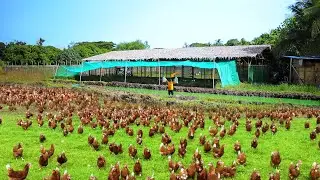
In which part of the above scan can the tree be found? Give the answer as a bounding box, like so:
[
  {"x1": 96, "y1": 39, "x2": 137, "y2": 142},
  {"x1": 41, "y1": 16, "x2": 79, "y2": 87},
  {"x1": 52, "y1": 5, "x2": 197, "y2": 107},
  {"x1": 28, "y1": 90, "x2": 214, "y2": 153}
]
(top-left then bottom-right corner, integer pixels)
[
  {"x1": 56, "y1": 48, "x2": 81, "y2": 65},
  {"x1": 0, "y1": 42, "x2": 5, "y2": 59},
  {"x1": 225, "y1": 39, "x2": 241, "y2": 46},
  {"x1": 37, "y1": 38, "x2": 45, "y2": 46},
  {"x1": 116, "y1": 40, "x2": 149, "y2": 50},
  {"x1": 240, "y1": 38, "x2": 250, "y2": 45},
  {"x1": 188, "y1": 42, "x2": 211, "y2": 47},
  {"x1": 213, "y1": 39, "x2": 224, "y2": 46}
]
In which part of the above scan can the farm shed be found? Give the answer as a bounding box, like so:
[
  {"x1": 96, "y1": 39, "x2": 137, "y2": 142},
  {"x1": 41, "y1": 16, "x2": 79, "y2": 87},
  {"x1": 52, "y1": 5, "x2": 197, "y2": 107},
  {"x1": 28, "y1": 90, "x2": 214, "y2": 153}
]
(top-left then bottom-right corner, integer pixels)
[
  {"x1": 284, "y1": 56, "x2": 320, "y2": 86},
  {"x1": 56, "y1": 45, "x2": 271, "y2": 88}
]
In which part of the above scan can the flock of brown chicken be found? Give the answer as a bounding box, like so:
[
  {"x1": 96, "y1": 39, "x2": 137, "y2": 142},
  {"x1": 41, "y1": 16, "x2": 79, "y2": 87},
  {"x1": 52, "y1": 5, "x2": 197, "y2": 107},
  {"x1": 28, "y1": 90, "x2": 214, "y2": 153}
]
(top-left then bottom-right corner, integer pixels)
[{"x1": 0, "y1": 84, "x2": 320, "y2": 179}]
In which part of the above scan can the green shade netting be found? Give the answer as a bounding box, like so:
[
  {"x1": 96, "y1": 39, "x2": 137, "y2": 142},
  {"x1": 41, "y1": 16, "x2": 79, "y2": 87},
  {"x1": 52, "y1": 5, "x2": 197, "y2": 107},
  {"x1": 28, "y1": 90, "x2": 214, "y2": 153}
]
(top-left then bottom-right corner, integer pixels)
[
  {"x1": 248, "y1": 65, "x2": 269, "y2": 83},
  {"x1": 55, "y1": 60, "x2": 239, "y2": 87}
]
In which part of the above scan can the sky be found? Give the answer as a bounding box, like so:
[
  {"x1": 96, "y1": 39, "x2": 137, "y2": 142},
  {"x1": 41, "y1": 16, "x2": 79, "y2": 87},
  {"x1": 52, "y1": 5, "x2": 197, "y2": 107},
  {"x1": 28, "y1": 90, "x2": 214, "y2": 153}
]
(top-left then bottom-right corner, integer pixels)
[{"x1": 0, "y1": 0, "x2": 296, "y2": 49}]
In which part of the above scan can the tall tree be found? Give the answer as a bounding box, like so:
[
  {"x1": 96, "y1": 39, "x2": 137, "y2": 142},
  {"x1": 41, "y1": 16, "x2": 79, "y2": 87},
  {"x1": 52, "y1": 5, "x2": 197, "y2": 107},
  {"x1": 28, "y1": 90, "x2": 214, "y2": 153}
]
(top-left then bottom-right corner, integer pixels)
[
  {"x1": 225, "y1": 39, "x2": 241, "y2": 46},
  {"x1": 116, "y1": 40, "x2": 149, "y2": 50},
  {"x1": 37, "y1": 38, "x2": 45, "y2": 46},
  {"x1": 213, "y1": 39, "x2": 224, "y2": 46}
]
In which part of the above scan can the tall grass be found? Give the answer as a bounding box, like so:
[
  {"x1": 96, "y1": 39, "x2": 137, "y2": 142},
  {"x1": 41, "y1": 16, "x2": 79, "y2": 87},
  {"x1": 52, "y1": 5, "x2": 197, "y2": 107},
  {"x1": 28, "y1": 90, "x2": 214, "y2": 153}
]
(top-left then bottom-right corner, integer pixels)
[{"x1": 0, "y1": 68, "x2": 54, "y2": 83}]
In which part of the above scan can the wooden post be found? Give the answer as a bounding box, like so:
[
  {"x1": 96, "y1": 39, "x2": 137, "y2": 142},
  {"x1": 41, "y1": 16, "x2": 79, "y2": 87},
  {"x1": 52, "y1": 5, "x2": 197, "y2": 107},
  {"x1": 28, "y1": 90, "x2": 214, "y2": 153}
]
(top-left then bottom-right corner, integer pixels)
[
  {"x1": 158, "y1": 59, "x2": 161, "y2": 85},
  {"x1": 213, "y1": 59, "x2": 215, "y2": 89},
  {"x1": 289, "y1": 58, "x2": 292, "y2": 83},
  {"x1": 99, "y1": 68, "x2": 102, "y2": 82},
  {"x1": 192, "y1": 67, "x2": 194, "y2": 79},
  {"x1": 80, "y1": 61, "x2": 84, "y2": 84},
  {"x1": 124, "y1": 61, "x2": 127, "y2": 83}
]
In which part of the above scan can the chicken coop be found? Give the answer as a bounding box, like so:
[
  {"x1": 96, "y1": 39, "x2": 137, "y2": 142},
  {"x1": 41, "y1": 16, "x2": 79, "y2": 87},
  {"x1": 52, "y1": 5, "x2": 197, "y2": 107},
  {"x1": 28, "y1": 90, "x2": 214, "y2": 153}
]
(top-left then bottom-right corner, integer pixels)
[
  {"x1": 284, "y1": 56, "x2": 320, "y2": 86},
  {"x1": 55, "y1": 45, "x2": 271, "y2": 88}
]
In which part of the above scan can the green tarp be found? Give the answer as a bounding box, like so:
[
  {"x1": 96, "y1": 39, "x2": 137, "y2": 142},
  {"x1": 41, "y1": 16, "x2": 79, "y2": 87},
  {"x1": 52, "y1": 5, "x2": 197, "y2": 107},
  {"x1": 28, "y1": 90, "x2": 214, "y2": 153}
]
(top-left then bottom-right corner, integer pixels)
[{"x1": 55, "y1": 60, "x2": 240, "y2": 87}]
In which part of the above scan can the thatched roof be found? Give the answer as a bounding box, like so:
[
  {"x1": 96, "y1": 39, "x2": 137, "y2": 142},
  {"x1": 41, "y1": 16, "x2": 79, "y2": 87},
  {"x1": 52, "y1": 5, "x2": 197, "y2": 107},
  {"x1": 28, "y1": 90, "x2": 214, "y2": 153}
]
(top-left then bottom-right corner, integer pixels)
[{"x1": 83, "y1": 45, "x2": 271, "y2": 61}]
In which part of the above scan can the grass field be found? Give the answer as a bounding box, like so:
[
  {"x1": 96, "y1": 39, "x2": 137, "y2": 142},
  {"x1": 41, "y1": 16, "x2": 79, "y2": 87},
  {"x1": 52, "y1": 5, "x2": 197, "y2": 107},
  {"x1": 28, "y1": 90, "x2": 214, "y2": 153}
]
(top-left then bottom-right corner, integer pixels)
[{"x1": 1, "y1": 104, "x2": 320, "y2": 179}]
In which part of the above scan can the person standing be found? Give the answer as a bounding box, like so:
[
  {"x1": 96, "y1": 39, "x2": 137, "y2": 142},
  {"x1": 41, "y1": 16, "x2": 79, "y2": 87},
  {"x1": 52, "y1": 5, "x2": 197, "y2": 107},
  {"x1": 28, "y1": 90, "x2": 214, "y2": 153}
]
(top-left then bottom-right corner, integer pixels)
[{"x1": 167, "y1": 78, "x2": 175, "y2": 96}]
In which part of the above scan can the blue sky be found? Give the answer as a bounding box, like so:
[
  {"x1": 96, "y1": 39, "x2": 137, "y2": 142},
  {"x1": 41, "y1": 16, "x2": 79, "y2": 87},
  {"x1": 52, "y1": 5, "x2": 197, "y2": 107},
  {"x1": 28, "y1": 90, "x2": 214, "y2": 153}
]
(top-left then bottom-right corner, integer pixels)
[{"x1": 0, "y1": 0, "x2": 296, "y2": 49}]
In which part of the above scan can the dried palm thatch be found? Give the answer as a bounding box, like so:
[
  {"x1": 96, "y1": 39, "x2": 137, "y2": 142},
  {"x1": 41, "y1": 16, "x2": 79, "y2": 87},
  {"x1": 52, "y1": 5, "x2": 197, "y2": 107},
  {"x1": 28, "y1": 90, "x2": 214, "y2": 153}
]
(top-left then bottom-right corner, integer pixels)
[{"x1": 83, "y1": 45, "x2": 271, "y2": 61}]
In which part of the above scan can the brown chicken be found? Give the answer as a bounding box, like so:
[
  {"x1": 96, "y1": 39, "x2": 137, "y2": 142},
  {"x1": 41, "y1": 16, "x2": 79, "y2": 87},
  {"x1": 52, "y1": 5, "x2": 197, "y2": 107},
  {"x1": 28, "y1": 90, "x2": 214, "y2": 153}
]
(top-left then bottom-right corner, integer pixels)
[
  {"x1": 39, "y1": 152, "x2": 49, "y2": 168},
  {"x1": 288, "y1": 160, "x2": 302, "y2": 180},
  {"x1": 199, "y1": 134, "x2": 206, "y2": 145},
  {"x1": 310, "y1": 162, "x2": 320, "y2": 180},
  {"x1": 178, "y1": 144, "x2": 187, "y2": 158},
  {"x1": 251, "y1": 138, "x2": 258, "y2": 149},
  {"x1": 246, "y1": 122, "x2": 252, "y2": 131},
  {"x1": 204, "y1": 141, "x2": 212, "y2": 153},
  {"x1": 13, "y1": 143, "x2": 23, "y2": 159},
  {"x1": 168, "y1": 156, "x2": 180, "y2": 172},
  {"x1": 78, "y1": 125, "x2": 83, "y2": 134},
  {"x1": 143, "y1": 147, "x2": 151, "y2": 160},
  {"x1": 136, "y1": 136, "x2": 143, "y2": 145},
  {"x1": 129, "y1": 144, "x2": 137, "y2": 158},
  {"x1": 310, "y1": 130, "x2": 317, "y2": 140},
  {"x1": 109, "y1": 165, "x2": 120, "y2": 180},
  {"x1": 270, "y1": 151, "x2": 281, "y2": 167},
  {"x1": 61, "y1": 170, "x2": 71, "y2": 180},
  {"x1": 187, "y1": 162, "x2": 196, "y2": 179},
  {"x1": 237, "y1": 151, "x2": 247, "y2": 165},
  {"x1": 92, "y1": 138, "x2": 100, "y2": 151},
  {"x1": 6, "y1": 163, "x2": 31, "y2": 180},
  {"x1": 102, "y1": 133, "x2": 108, "y2": 144},
  {"x1": 234, "y1": 140, "x2": 241, "y2": 152},
  {"x1": 88, "y1": 135, "x2": 94, "y2": 145},
  {"x1": 305, "y1": 121, "x2": 310, "y2": 129},
  {"x1": 209, "y1": 126, "x2": 218, "y2": 136},
  {"x1": 197, "y1": 167, "x2": 207, "y2": 180},
  {"x1": 134, "y1": 159, "x2": 142, "y2": 176},
  {"x1": 44, "y1": 167, "x2": 60, "y2": 180},
  {"x1": 57, "y1": 152, "x2": 68, "y2": 166},
  {"x1": 207, "y1": 162, "x2": 220, "y2": 180},
  {"x1": 121, "y1": 164, "x2": 130, "y2": 179},
  {"x1": 269, "y1": 170, "x2": 280, "y2": 180},
  {"x1": 255, "y1": 128, "x2": 261, "y2": 138},
  {"x1": 213, "y1": 144, "x2": 225, "y2": 158},
  {"x1": 40, "y1": 134, "x2": 46, "y2": 143},
  {"x1": 97, "y1": 155, "x2": 106, "y2": 169},
  {"x1": 40, "y1": 144, "x2": 55, "y2": 158},
  {"x1": 250, "y1": 170, "x2": 261, "y2": 180}
]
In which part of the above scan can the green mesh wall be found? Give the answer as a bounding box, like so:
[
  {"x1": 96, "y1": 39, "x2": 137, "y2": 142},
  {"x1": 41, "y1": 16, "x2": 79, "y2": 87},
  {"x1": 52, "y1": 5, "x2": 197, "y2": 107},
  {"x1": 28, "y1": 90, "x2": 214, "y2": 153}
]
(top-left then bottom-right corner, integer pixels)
[{"x1": 55, "y1": 60, "x2": 240, "y2": 87}]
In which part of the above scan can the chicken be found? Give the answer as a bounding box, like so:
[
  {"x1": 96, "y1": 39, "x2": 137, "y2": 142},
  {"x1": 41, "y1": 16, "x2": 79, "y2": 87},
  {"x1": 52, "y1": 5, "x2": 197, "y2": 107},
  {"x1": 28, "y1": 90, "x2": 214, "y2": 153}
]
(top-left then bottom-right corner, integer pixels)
[
  {"x1": 121, "y1": 164, "x2": 130, "y2": 179},
  {"x1": 213, "y1": 144, "x2": 225, "y2": 158},
  {"x1": 219, "y1": 127, "x2": 226, "y2": 138},
  {"x1": 305, "y1": 121, "x2": 310, "y2": 129},
  {"x1": 88, "y1": 135, "x2": 94, "y2": 145},
  {"x1": 197, "y1": 167, "x2": 207, "y2": 180},
  {"x1": 237, "y1": 151, "x2": 246, "y2": 165},
  {"x1": 128, "y1": 144, "x2": 137, "y2": 158},
  {"x1": 108, "y1": 166, "x2": 120, "y2": 180},
  {"x1": 6, "y1": 163, "x2": 31, "y2": 180},
  {"x1": 89, "y1": 174, "x2": 98, "y2": 180},
  {"x1": 193, "y1": 148, "x2": 201, "y2": 162},
  {"x1": 234, "y1": 140, "x2": 241, "y2": 152},
  {"x1": 44, "y1": 168, "x2": 60, "y2": 180},
  {"x1": 310, "y1": 162, "x2": 320, "y2": 180},
  {"x1": 39, "y1": 152, "x2": 49, "y2": 168},
  {"x1": 255, "y1": 128, "x2": 260, "y2": 138},
  {"x1": 63, "y1": 128, "x2": 68, "y2": 136},
  {"x1": 288, "y1": 160, "x2": 302, "y2": 180},
  {"x1": 57, "y1": 152, "x2": 68, "y2": 166},
  {"x1": 13, "y1": 143, "x2": 23, "y2": 159},
  {"x1": 251, "y1": 138, "x2": 258, "y2": 149},
  {"x1": 207, "y1": 162, "x2": 220, "y2": 180},
  {"x1": 246, "y1": 122, "x2": 252, "y2": 131},
  {"x1": 143, "y1": 147, "x2": 151, "y2": 160},
  {"x1": 167, "y1": 143, "x2": 175, "y2": 155},
  {"x1": 97, "y1": 155, "x2": 106, "y2": 169},
  {"x1": 310, "y1": 130, "x2": 317, "y2": 140},
  {"x1": 137, "y1": 129, "x2": 143, "y2": 138},
  {"x1": 202, "y1": 141, "x2": 211, "y2": 153},
  {"x1": 170, "y1": 171, "x2": 178, "y2": 180},
  {"x1": 136, "y1": 136, "x2": 143, "y2": 145},
  {"x1": 78, "y1": 125, "x2": 83, "y2": 134},
  {"x1": 262, "y1": 123, "x2": 269, "y2": 133},
  {"x1": 61, "y1": 170, "x2": 71, "y2": 180},
  {"x1": 92, "y1": 138, "x2": 100, "y2": 151},
  {"x1": 40, "y1": 134, "x2": 46, "y2": 143},
  {"x1": 269, "y1": 170, "x2": 280, "y2": 180},
  {"x1": 199, "y1": 134, "x2": 206, "y2": 145},
  {"x1": 178, "y1": 144, "x2": 187, "y2": 158},
  {"x1": 102, "y1": 133, "x2": 108, "y2": 144},
  {"x1": 270, "y1": 151, "x2": 281, "y2": 167},
  {"x1": 168, "y1": 156, "x2": 180, "y2": 172},
  {"x1": 133, "y1": 159, "x2": 142, "y2": 176},
  {"x1": 180, "y1": 138, "x2": 187, "y2": 148},
  {"x1": 187, "y1": 162, "x2": 196, "y2": 179},
  {"x1": 209, "y1": 126, "x2": 218, "y2": 136},
  {"x1": 250, "y1": 170, "x2": 261, "y2": 180},
  {"x1": 40, "y1": 144, "x2": 55, "y2": 158},
  {"x1": 188, "y1": 128, "x2": 195, "y2": 139}
]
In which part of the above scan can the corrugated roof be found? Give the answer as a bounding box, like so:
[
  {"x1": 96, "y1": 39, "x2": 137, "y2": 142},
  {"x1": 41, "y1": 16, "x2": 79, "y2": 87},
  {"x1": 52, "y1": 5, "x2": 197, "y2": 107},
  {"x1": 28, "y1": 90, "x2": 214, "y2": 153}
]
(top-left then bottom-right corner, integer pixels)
[
  {"x1": 83, "y1": 45, "x2": 271, "y2": 61},
  {"x1": 283, "y1": 56, "x2": 320, "y2": 61}
]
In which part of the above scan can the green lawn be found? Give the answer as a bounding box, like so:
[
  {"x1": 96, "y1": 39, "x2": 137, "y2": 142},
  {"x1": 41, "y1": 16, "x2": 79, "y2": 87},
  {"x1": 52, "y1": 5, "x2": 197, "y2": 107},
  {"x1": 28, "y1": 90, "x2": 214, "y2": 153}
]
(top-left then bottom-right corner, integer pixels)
[
  {"x1": 102, "y1": 86, "x2": 320, "y2": 107},
  {"x1": 0, "y1": 107, "x2": 319, "y2": 179}
]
